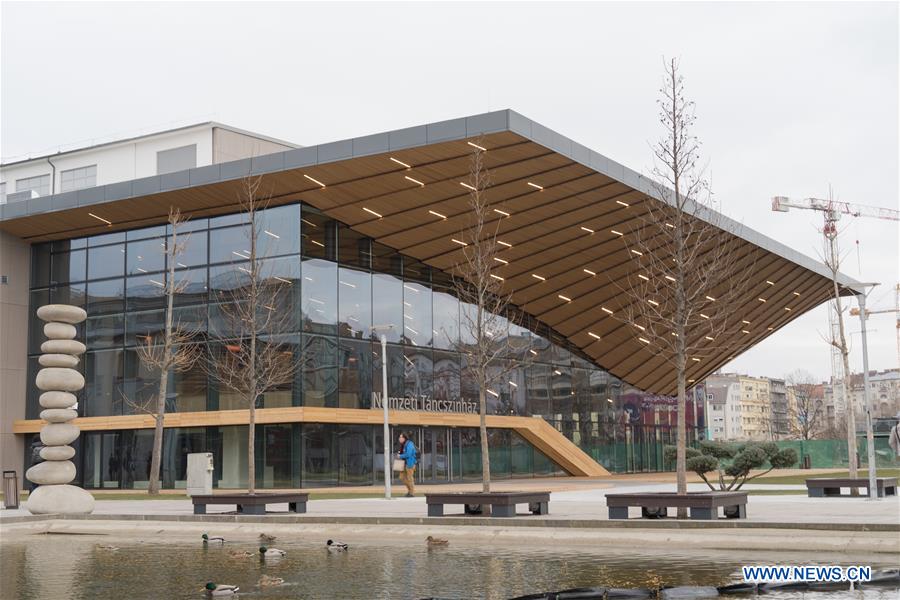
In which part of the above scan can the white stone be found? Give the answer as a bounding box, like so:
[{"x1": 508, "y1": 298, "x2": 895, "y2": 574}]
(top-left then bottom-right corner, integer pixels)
[
  {"x1": 44, "y1": 322, "x2": 77, "y2": 340},
  {"x1": 39, "y1": 391, "x2": 78, "y2": 409},
  {"x1": 41, "y1": 339, "x2": 87, "y2": 356},
  {"x1": 36, "y1": 368, "x2": 85, "y2": 392},
  {"x1": 40, "y1": 409, "x2": 78, "y2": 423},
  {"x1": 39, "y1": 354, "x2": 80, "y2": 368},
  {"x1": 40, "y1": 423, "x2": 80, "y2": 446},
  {"x1": 36, "y1": 304, "x2": 87, "y2": 325},
  {"x1": 25, "y1": 484, "x2": 94, "y2": 515},
  {"x1": 40, "y1": 446, "x2": 76, "y2": 461},
  {"x1": 26, "y1": 460, "x2": 76, "y2": 485}
]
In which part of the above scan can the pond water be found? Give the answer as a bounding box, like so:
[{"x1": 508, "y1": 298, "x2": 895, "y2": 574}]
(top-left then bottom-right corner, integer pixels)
[{"x1": 0, "y1": 533, "x2": 896, "y2": 600}]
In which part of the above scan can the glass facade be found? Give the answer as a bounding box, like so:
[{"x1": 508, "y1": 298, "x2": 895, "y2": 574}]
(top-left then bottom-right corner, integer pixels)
[{"x1": 25, "y1": 201, "x2": 704, "y2": 488}]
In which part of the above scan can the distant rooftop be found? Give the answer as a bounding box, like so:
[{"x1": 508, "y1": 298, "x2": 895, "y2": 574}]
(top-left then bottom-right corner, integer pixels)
[{"x1": 1, "y1": 121, "x2": 301, "y2": 168}]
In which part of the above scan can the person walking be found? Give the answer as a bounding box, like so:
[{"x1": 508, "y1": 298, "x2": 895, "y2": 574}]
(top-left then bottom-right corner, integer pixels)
[{"x1": 397, "y1": 432, "x2": 418, "y2": 497}]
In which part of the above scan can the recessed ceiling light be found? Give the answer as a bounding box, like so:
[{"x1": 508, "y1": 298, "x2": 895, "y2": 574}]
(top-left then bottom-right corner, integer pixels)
[
  {"x1": 766, "y1": 280, "x2": 775, "y2": 286},
  {"x1": 508, "y1": 380, "x2": 518, "y2": 387},
  {"x1": 633, "y1": 324, "x2": 645, "y2": 331},
  {"x1": 88, "y1": 212, "x2": 112, "y2": 226},
  {"x1": 784, "y1": 307, "x2": 792, "y2": 312},
  {"x1": 583, "y1": 268, "x2": 596, "y2": 276},
  {"x1": 467, "y1": 141, "x2": 487, "y2": 151},
  {"x1": 648, "y1": 299, "x2": 659, "y2": 306},
  {"x1": 494, "y1": 208, "x2": 510, "y2": 217},
  {"x1": 311, "y1": 240, "x2": 325, "y2": 248},
  {"x1": 490, "y1": 274, "x2": 504, "y2": 281},
  {"x1": 390, "y1": 157, "x2": 411, "y2": 168},
  {"x1": 274, "y1": 276, "x2": 292, "y2": 284},
  {"x1": 692, "y1": 357, "x2": 701, "y2": 362},
  {"x1": 558, "y1": 294, "x2": 572, "y2": 302},
  {"x1": 460, "y1": 182, "x2": 476, "y2": 191},
  {"x1": 665, "y1": 275, "x2": 676, "y2": 282},
  {"x1": 264, "y1": 230, "x2": 280, "y2": 239},
  {"x1": 742, "y1": 320, "x2": 751, "y2": 324},
  {"x1": 493, "y1": 257, "x2": 508, "y2": 264},
  {"x1": 588, "y1": 332, "x2": 601, "y2": 340},
  {"x1": 638, "y1": 274, "x2": 649, "y2": 281},
  {"x1": 611, "y1": 230, "x2": 624, "y2": 236},
  {"x1": 405, "y1": 175, "x2": 425, "y2": 187},
  {"x1": 638, "y1": 337, "x2": 651, "y2": 344},
  {"x1": 487, "y1": 389, "x2": 499, "y2": 397},
  {"x1": 665, "y1": 222, "x2": 675, "y2": 228},
  {"x1": 767, "y1": 326, "x2": 774, "y2": 331},
  {"x1": 793, "y1": 291, "x2": 801, "y2": 296},
  {"x1": 553, "y1": 369, "x2": 562, "y2": 375},
  {"x1": 304, "y1": 174, "x2": 326, "y2": 188},
  {"x1": 363, "y1": 207, "x2": 383, "y2": 218},
  {"x1": 527, "y1": 182, "x2": 544, "y2": 191},
  {"x1": 742, "y1": 329, "x2": 751, "y2": 334},
  {"x1": 497, "y1": 240, "x2": 512, "y2": 247},
  {"x1": 531, "y1": 274, "x2": 546, "y2": 281},
  {"x1": 301, "y1": 218, "x2": 318, "y2": 228},
  {"x1": 428, "y1": 210, "x2": 447, "y2": 219},
  {"x1": 630, "y1": 249, "x2": 643, "y2": 256},
  {"x1": 616, "y1": 200, "x2": 630, "y2": 207},
  {"x1": 758, "y1": 297, "x2": 767, "y2": 303},
  {"x1": 700, "y1": 313, "x2": 710, "y2": 319},
  {"x1": 705, "y1": 335, "x2": 714, "y2": 341},
  {"x1": 580, "y1": 226, "x2": 594, "y2": 234},
  {"x1": 451, "y1": 238, "x2": 467, "y2": 246},
  {"x1": 706, "y1": 295, "x2": 716, "y2": 302},
  {"x1": 601, "y1": 307, "x2": 614, "y2": 315}
]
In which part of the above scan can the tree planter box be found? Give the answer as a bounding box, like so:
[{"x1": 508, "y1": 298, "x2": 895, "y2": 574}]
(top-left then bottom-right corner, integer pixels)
[
  {"x1": 605, "y1": 491, "x2": 748, "y2": 520},
  {"x1": 805, "y1": 477, "x2": 897, "y2": 498},
  {"x1": 191, "y1": 492, "x2": 308, "y2": 515},
  {"x1": 425, "y1": 491, "x2": 550, "y2": 517}
]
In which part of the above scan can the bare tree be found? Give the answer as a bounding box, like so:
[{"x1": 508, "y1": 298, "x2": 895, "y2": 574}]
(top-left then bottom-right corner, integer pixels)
[
  {"x1": 617, "y1": 59, "x2": 756, "y2": 512},
  {"x1": 820, "y1": 215, "x2": 859, "y2": 480},
  {"x1": 121, "y1": 208, "x2": 201, "y2": 495},
  {"x1": 205, "y1": 177, "x2": 302, "y2": 494},
  {"x1": 452, "y1": 144, "x2": 531, "y2": 494},
  {"x1": 786, "y1": 369, "x2": 826, "y2": 441}
]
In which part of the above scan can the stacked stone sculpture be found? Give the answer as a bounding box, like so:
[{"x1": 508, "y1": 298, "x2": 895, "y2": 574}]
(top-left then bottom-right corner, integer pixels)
[{"x1": 25, "y1": 304, "x2": 95, "y2": 515}]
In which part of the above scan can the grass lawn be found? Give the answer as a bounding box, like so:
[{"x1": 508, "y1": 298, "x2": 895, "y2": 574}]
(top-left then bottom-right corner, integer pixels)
[{"x1": 753, "y1": 468, "x2": 900, "y2": 486}]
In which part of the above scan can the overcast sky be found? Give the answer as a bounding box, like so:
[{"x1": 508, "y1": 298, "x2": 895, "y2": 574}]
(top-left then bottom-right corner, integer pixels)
[{"x1": 2, "y1": 2, "x2": 897, "y2": 382}]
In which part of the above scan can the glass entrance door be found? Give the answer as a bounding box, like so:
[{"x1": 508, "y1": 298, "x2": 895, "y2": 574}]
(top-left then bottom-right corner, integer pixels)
[{"x1": 417, "y1": 427, "x2": 450, "y2": 484}]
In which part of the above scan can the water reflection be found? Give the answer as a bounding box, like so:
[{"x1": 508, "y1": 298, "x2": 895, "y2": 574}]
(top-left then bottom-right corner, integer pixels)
[{"x1": 0, "y1": 534, "x2": 896, "y2": 600}]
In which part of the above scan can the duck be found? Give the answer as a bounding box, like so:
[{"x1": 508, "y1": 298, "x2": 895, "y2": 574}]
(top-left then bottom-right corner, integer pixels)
[
  {"x1": 326, "y1": 539, "x2": 349, "y2": 552},
  {"x1": 227, "y1": 549, "x2": 255, "y2": 559},
  {"x1": 97, "y1": 544, "x2": 120, "y2": 551},
  {"x1": 426, "y1": 536, "x2": 449, "y2": 547},
  {"x1": 258, "y1": 546, "x2": 286, "y2": 558},
  {"x1": 202, "y1": 533, "x2": 225, "y2": 544},
  {"x1": 258, "y1": 533, "x2": 277, "y2": 544},
  {"x1": 258, "y1": 574, "x2": 285, "y2": 588},
  {"x1": 204, "y1": 582, "x2": 239, "y2": 596}
]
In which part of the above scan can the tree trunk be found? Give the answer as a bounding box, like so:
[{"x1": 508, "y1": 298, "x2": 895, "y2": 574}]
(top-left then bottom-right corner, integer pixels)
[
  {"x1": 147, "y1": 379, "x2": 167, "y2": 495},
  {"x1": 479, "y1": 386, "x2": 491, "y2": 493},
  {"x1": 830, "y1": 240, "x2": 858, "y2": 485},
  {"x1": 248, "y1": 401, "x2": 256, "y2": 494}
]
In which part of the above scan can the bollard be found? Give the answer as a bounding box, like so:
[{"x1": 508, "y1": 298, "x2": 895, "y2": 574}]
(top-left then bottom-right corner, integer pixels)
[{"x1": 3, "y1": 470, "x2": 20, "y2": 509}]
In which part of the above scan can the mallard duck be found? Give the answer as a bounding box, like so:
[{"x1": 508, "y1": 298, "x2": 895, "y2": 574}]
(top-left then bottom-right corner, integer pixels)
[
  {"x1": 426, "y1": 536, "x2": 449, "y2": 547},
  {"x1": 204, "y1": 582, "x2": 239, "y2": 596},
  {"x1": 202, "y1": 533, "x2": 225, "y2": 544},
  {"x1": 258, "y1": 533, "x2": 277, "y2": 544},
  {"x1": 227, "y1": 549, "x2": 255, "y2": 559},
  {"x1": 326, "y1": 539, "x2": 349, "y2": 552},
  {"x1": 258, "y1": 546, "x2": 286, "y2": 558},
  {"x1": 258, "y1": 574, "x2": 285, "y2": 588},
  {"x1": 97, "y1": 544, "x2": 119, "y2": 551}
]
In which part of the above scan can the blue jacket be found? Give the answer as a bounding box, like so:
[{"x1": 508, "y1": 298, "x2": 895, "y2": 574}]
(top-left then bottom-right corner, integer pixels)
[{"x1": 398, "y1": 440, "x2": 417, "y2": 468}]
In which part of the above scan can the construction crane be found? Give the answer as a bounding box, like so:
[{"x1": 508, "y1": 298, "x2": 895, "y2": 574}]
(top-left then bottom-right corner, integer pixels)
[
  {"x1": 772, "y1": 194, "x2": 898, "y2": 500},
  {"x1": 851, "y1": 283, "x2": 900, "y2": 369}
]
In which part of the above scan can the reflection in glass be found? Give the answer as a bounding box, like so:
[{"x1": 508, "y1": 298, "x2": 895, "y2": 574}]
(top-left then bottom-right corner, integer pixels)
[
  {"x1": 301, "y1": 334, "x2": 337, "y2": 407},
  {"x1": 404, "y1": 347, "x2": 432, "y2": 399},
  {"x1": 403, "y1": 281, "x2": 432, "y2": 346},
  {"x1": 126, "y1": 273, "x2": 165, "y2": 312},
  {"x1": 126, "y1": 237, "x2": 166, "y2": 275},
  {"x1": 88, "y1": 244, "x2": 125, "y2": 280},
  {"x1": 86, "y1": 314, "x2": 125, "y2": 349},
  {"x1": 302, "y1": 259, "x2": 337, "y2": 335},
  {"x1": 87, "y1": 278, "x2": 125, "y2": 314},
  {"x1": 338, "y1": 267, "x2": 371, "y2": 339},
  {"x1": 338, "y1": 339, "x2": 372, "y2": 409},
  {"x1": 84, "y1": 349, "x2": 124, "y2": 417},
  {"x1": 432, "y1": 288, "x2": 459, "y2": 350},
  {"x1": 372, "y1": 273, "x2": 401, "y2": 343},
  {"x1": 50, "y1": 249, "x2": 86, "y2": 284}
]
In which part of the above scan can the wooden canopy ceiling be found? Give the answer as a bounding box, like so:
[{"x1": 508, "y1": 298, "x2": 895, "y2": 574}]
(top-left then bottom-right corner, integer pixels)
[{"x1": 1, "y1": 130, "x2": 857, "y2": 395}]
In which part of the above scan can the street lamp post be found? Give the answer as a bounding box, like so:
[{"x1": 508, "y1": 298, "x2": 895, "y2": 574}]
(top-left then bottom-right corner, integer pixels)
[
  {"x1": 371, "y1": 325, "x2": 394, "y2": 500},
  {"x1": 856, "y1": 292, "x2": 879, "y2": 500}
]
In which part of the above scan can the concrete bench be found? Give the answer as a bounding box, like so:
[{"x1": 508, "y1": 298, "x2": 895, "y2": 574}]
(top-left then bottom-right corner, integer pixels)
[
  {"x1": 190, "y1": 492, "x2": 308, "y2": 515},
  {"x1": 605, "y1": 491, "x2": 748, "y2": 520},
  {"x1": 425, "y1": 491, "x2": 550, "y2": 517},
  {"x1": 805, "y1": 477, "x2": 897, "y2": 498}
]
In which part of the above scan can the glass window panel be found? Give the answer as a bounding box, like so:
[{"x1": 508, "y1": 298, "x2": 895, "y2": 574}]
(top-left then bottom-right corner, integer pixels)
[
  {"x1": 209, "y1": 262, "x2": 249, "y2": 303},
  {"x1": 164, "y1": 428, "x2": 206, "y2": 488},
  {"x1": 88, "y1": 231, "x2": 126, "y2": 246},
  {"x1": 372, "y1": 342, "x2": 404, "y2": 400},
  {"x1": 402, "y1": 281, "x2": 431, "y2": 347},
  {"x1": 301, "y1": 334, "x2": 337, "y2": 407},
  {"x1": 302, "y1": 258, "x2": 337, "y2": 336},
  {"x1": 260, "y1": 423, "x2": 300, "y2": 489},
  {"x1": 126, "y1": 238, "x2": 166, "y2": 275},
  {"x1": 84, "y1": 349, "x2": 124, "y2": 417},
  {"x1": 210, "y1": 425, "x2": 248, "y2": 488},
  {"x1": 87, "y1": 278, "x2": 125, "y2": 314},
  {"x1": 170, "y1": 217, "x2": 209, "y2": 234},
  {"x1": 338, "y1": 267, "x2": 371, "y2": 339},
  {"x1": 403, "y1": 347, "x2": 432, "y2": 399},
  {"x1": 50, "y1": 282, "x2": 86, "y2": 308},
  {"x1": 173, "y1": 267, "x2": 208, "y2": 306},
  {"x1": 125, "y1": 310, "x2": 164, "y2": 346},
  {"x1": 403, "y1": 257, "x2": 430, "y2": 284},
  {"x1": 51, "y1": 238, "x2": 86, "y2": 252},
  {"x1": 209, "y1": 225, "x2": 250, "y2": 265},
  {"x1": 338, "y1": 339, "x2": 372, "y2": 409},
  {"x1": 372, "y1": 242, "x2": 402, "y2": 276},
  {"x1": 433, "y1": 351, "x2": 460, "y2": 403},
  {"x1": 257, "y1": 204, "x2": 300, "y2": 257},
  {"x1": 171, "y1": 228, "x2": 208, "y2": 268},
  {"x1": 31, "y1": 243, "x2": 51, "y2": 288},
  {"x1": 123, "y1": 348, "x2": 160, "y2": 413},
  {"x1": 28, "y1": 289, "x2": 50, "y2": 354},
  {"x1": 259, "y1": 334, "x2": 298, "y2": 409},
  {"x1": 50, "y1": 249, "x2": 86, "y2": 284},
  {"x1": 372, "y1": 273, "x2": 401, "y2": 343},
  {"x1": 337, "y1": 424, "x2": 373, "y2": 485},
  {"x1": 338, "y1": 225, "x2": 371, "y2": 269},
  {"x1": 122, "y1": 429, "x2": 156, "y2": 489},
  {"x1": 126, "y1": 224, "x2": 167, "y2": 241},
  {"x1": 87, "y1": 244, "x2": 125, "y2": 280},
  {"x1": 301, "y1": 208, "x2": 336, "y2": 259},
  {"x1": 302, "y1": 423, "x2": 337, "y2": 486},
  {"x1": 126, "y1": 274, "x2": 165, "y2": 312},
  {"x1": 432, "y1": 288, "x2": 459, "y2": 350},
  {"x1": 86, "y1": 313, "x2": 125, "y2": 349},
  {"x1": 209, "y1": 212, "x2": 244, "y2": 228}
]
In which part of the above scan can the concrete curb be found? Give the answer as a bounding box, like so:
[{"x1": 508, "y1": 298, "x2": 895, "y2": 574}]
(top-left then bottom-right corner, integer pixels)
[{"x1": 2, "y1": 512, "x2": 897, "y2": 533}]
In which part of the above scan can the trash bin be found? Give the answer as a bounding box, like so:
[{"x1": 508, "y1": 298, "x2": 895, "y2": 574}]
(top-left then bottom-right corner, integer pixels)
[{"x1": 3, "y1": 471, "x2": 19, "y2": 509}]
